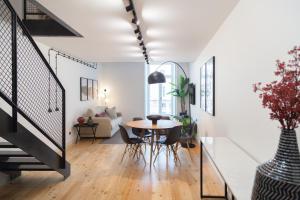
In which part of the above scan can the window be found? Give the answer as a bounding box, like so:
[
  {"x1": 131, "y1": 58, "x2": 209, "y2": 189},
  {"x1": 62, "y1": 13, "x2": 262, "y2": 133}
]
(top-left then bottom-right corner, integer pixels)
[{"x1": 145, "y1": 63, "x2": 176, "y2": 116}]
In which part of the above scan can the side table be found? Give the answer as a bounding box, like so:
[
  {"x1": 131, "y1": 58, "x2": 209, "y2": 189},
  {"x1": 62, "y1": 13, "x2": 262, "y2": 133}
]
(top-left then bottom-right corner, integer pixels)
[{"x1": 73, "y1": 123, "x2": 99, "y2": 143}]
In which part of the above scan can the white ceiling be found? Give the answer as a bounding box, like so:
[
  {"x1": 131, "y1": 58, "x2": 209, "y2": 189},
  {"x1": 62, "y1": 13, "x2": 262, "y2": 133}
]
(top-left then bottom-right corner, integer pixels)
[{"x1": 34, "y1": 0, "x2": 239, "y2": 63}]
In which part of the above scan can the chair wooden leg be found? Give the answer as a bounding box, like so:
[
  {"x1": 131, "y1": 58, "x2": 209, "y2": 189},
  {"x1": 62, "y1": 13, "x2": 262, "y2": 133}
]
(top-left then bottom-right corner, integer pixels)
[
  {"x1": 186, "y1": 141, "x2": 192, "y2": 160},
  {"x1": 121, "y1": 144, "x2": 128, "y2": 162},
  {"x1": 132, "y1": 144, "x2": 139, "y2": 159},
  {"x1": 153, "y1": 144, "x2": 161, "y2": 165},
  {"x1": 139, "y1": 145, "x2": 147, "y2": 164},
  {"x1": 171, "y1": 145, "x2": 181, "y2": 165}
]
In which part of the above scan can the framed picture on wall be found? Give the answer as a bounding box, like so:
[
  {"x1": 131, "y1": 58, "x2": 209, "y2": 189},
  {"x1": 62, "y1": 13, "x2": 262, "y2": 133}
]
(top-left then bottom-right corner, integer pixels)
[
  {"x1": 93, "y1": 80, "x2": 98, "y2": 100},
  {"x1": 80, "y1": 77, "x2": 88, "y2": 101},
  {"x1": 200, "y1": 64, "x2": 206, "y2": 110},
  {"x1": 205, "y1": 56, "x2": 215, "y2": 116},
  {"x1": 88, "y1": 79, "x2": 93, "y2": 100}
]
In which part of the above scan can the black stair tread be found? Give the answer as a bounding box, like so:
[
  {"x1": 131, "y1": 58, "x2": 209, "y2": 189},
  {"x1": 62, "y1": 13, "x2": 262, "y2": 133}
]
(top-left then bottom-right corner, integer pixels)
[
  {"x1": 0, "y1": 151, "x2": 31, "y2": 157},
  {"x1": 0, "y1": 142, "x2": 17, "y2": 148},
  {"x1": 0, "y1": 164, "x2": 53, "y2": 171},
  {"x1": 0, "y1": 157, "x2": 43, "y2": 164}
]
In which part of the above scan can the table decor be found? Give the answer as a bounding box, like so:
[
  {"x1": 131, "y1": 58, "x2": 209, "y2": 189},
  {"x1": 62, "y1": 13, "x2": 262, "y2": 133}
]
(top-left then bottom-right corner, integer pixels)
[
  {"x1": 252, "y1": 46, "x2": 300, "y2": 199},
  {"x1": 147, "y1": 115, "x2": 161, "y2": 125},
  {"x1": 77, "y1": 117, "x2": 85, "y2": 125}
]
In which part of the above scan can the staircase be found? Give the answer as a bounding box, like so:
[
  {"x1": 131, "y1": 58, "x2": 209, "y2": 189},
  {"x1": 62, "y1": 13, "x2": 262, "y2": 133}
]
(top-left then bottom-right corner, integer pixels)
[
  {"x1": 0, "y1": 0, "x2": 70, "y2": 178},
  {"x1": 23, "y1": 0, "x2": 81, "y2": 37}
]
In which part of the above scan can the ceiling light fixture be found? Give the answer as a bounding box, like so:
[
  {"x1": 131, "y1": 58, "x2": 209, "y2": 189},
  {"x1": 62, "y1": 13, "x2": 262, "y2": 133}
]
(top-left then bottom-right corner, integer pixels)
[
  {"x1": 125, "y1": 0, "x2": 133, "y2": 12},
  {"x1": 124, "y1": 0, "x2": 149, "y2": 64},
  {"x1": 134, "y1": 26, "x2": 140, "y2": 34}
]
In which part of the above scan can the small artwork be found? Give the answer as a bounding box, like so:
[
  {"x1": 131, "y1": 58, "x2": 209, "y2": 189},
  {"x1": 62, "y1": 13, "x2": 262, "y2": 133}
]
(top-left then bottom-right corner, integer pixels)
[
  {"x1": 88, "y1": 79, "x2": 93, "y2": 100},
  {"x1": 80, "y1": 77, "x2": 88, "y2": 101},
  {"x1": 93, "y1": 80, "x2": 98, "y2": 100},
  {"x1": 200, "y1": 56, "x2": 215, "y2": 116},
  {"x1": 200, "y1": 64, "x2": 206, "y2": 110},
  {"x1": 205, "y1": 57, "x2": 215, "y2": 116}
]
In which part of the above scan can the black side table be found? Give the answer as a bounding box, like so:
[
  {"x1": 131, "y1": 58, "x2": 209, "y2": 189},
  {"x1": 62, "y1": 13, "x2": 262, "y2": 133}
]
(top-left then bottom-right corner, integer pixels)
[{"x1": 73, "y1": 123, "x2": 99, "y2": 143}]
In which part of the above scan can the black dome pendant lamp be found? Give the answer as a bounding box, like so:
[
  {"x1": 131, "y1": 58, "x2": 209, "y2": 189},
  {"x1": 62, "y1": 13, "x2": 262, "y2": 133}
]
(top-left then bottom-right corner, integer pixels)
[{"x1": 148, "y1": 71, "x2": 166, "y2": 84}]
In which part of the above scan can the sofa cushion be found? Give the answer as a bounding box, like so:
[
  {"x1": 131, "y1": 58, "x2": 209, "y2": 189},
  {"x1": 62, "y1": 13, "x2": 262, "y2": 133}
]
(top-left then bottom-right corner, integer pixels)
[
  {"x1": 95, "y1": 112, "x2": 109, "y2": 117},
  {"x1": 85, "y1": 108, "x2": 95, "y2": 117},
  {"x1": 95, "y1": 106, "x2": 107, "y2": 114},
  {"x1": 106, "y1": 107, "x2": 117, "y2": 119}
]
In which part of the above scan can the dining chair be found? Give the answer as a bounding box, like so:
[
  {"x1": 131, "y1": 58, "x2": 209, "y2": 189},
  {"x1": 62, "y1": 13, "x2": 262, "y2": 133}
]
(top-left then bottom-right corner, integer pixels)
[
  {"x1": 119, "y1": 124, "x2": 146, "y2": 164},
  {"x1": 177, "y1": 121, "x2": 197, "y2": 159},
  {"x1": 157, "y1": 115, "x2": 170, "y2": 140},
  {"x1": 132, "y1": 117, "x2": 152, "y2": 142},
  {"x1": 153, "y1": 126, "x2": 181, "y2": 165}
]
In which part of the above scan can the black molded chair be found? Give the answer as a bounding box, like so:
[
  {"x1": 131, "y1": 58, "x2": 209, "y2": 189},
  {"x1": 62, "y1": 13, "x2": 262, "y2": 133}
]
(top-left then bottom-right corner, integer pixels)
[
  {"x1": 153, "y1": 126, "x2": 181, "y2": 165},
  {"x1": 132, "y1": 117, "x2": 152, "y2": 142},
  {"x1": 119, "y1": 124, "x2": 146, "y2": 164},
  {"x1": 177, "y1": 121, "x2": 197, "y2": 159}
]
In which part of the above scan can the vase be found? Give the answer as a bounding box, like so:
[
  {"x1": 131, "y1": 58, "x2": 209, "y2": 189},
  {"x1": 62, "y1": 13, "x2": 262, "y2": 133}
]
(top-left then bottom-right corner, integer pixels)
[
  {"x1": 252, "y1": 129, "x2": 300, "y2": 199},
  {"x1": 87, "y1": 117, "x2": 93, "y2": 125}
]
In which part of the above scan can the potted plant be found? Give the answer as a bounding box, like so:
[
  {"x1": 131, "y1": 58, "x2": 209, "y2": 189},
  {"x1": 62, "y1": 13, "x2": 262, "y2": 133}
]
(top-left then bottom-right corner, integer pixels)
[
  {"x1": 252, "y1": 46, "x2": 300, "y2": 199},
  {"x1": 169, "y1": 75, "x2": 189, "y2": 116},
  {"x1": 172, "y1": 115, "x2": 197, "y2": 148}
]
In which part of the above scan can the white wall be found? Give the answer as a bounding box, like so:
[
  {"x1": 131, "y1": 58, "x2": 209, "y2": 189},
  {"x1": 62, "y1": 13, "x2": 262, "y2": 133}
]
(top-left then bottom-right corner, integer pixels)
[
  {"x1": 189, "y1": 0, "x2": 300, "y2": 163},
  {"x1": 37, "y1": 42, "x2": 101, "y2": 144},
  {"x1": 100, "y1": 62, "x2": 145, "y2": 123}
]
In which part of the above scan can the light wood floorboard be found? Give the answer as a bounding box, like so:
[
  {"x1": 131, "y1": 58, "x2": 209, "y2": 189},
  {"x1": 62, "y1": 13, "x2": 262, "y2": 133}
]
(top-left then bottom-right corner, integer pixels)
[{"x1": 0, "y1": 139, "x2": 224, "y2": 200}]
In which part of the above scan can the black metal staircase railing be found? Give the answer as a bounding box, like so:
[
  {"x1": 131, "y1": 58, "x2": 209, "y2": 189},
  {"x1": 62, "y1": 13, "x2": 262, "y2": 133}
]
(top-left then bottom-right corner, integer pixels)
[{"x1": 0, "y1": 0, "x2": 66, "y2": 164}]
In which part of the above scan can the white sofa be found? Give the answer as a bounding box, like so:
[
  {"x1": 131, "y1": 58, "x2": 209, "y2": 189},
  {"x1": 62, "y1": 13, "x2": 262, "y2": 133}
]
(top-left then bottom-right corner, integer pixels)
[{"x1": 81, "y1": 106, "x2": 122, "y2": 138}]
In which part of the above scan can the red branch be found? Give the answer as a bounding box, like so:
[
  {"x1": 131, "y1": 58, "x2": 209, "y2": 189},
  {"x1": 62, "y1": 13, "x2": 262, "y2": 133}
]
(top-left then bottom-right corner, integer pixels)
[{"x1": 253, "y1": 46, "x2": 300, "y2": 130}]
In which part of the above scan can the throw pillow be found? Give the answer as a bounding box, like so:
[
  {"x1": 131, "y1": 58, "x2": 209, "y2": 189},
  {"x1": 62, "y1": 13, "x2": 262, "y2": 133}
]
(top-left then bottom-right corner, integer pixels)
[
  {"x1": 106, "y1": 107, "x2": 117, "y2": 119},
  {"x1": 95, "y1": 112, "x2": 109, "y2": 117}
]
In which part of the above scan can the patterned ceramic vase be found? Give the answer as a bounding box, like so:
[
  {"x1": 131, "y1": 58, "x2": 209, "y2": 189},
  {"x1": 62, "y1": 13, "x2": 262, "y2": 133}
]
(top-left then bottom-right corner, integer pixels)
[{"x1": 252, "y1": 129, "x2": 300, "y2": 199}]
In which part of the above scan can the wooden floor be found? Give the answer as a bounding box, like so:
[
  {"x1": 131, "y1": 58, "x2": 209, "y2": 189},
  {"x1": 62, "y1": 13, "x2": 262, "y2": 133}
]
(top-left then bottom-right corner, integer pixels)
[{"x1": 0, "y1": 139, "x2": 224, "y2": 200}]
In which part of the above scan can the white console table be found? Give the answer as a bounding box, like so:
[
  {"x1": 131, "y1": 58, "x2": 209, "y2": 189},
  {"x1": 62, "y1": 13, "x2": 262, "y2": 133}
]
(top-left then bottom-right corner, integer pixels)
[{"x1": 200, "y1": 137, "x2": 259, "y2": 200}]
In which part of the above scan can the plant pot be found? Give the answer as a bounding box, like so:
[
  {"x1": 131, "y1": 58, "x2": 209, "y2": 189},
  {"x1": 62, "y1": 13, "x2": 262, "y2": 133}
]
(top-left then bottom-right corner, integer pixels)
[
  {"x1": 180, "y1": 142, "x2": 196, "y2": 148},
  {"x1": 251, "y1": 129, "x2": 300, "y2": 199}
]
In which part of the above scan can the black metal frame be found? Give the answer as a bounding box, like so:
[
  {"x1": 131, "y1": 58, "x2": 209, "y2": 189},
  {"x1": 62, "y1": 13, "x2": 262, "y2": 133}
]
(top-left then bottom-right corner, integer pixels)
[
  {"x1": 200, "y1": 141, "x2": 235, "y2": 200},
  {"x1": 2, "y1": 0, "x2": 66, "y2": 161},
  {"x1": 200, "y1": 56, "x2": 216, "y2": 116}
]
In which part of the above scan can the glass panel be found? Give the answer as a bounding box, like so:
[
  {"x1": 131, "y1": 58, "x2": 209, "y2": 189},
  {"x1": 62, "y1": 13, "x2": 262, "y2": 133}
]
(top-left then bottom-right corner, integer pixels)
[{"x1": 147, "y1": 64, "x2": 174, "y2": 115}]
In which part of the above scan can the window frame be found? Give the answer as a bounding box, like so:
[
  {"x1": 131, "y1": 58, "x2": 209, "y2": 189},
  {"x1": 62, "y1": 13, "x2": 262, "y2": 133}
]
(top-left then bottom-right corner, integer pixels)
[{"x1": 145, "y1": 63, "x2": 176, "y2": 116}]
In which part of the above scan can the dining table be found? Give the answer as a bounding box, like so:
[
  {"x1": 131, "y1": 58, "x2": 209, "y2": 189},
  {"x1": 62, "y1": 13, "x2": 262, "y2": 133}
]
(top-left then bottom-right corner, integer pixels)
[{"x1": 126, "y1": 119, "x2": 182, "y2": 170}]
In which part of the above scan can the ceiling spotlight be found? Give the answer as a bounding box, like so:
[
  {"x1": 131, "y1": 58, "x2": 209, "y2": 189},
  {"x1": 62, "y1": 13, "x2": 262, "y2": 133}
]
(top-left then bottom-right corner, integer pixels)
[
  {"x1": 131, "y1": 16, "x2": 139, "y2": 24},
  {"x1": 137, "y1": 34, "x2": 142, "y2": 40},
  {"x1": 125, "y1": 1, "x2": 133, "y2": 12}
]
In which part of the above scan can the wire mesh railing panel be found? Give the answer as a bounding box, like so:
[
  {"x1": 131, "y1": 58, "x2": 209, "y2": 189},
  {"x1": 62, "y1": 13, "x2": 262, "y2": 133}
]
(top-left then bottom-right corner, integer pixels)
[
  {"x1": 25, "y1": 0, "x2": 44, "y2": 15},
  {"x1": 16, "y1": 23, "x2": 63, "y2": 147},
  {"x1": 0, "y1": 1, "x2": 12, "y2": 100},
  {"x1": 0, "y1": 0, "x2": 64, "y2": 149}
]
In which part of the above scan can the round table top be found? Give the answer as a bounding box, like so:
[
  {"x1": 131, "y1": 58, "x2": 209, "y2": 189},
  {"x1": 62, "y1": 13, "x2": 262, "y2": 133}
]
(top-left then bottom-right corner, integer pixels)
[{"x1": 126, "y1": 120, "x2": 182, "y2": 130}]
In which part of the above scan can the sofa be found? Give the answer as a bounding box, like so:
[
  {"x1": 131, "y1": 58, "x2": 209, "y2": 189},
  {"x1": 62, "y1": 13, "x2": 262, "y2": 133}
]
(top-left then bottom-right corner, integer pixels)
[{"x1": 81, "y1": 106, "x2": 123, "y2": 138}]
